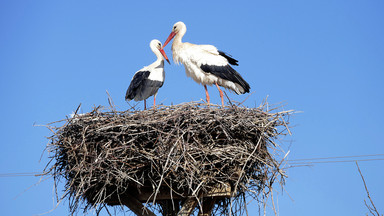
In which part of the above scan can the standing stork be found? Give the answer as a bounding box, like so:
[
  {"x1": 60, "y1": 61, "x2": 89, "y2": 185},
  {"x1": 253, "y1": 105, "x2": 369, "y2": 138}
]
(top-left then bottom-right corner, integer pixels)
[
  {"x1": 162, "y1": 21, "x2": 250, "y2": 106},
  {"x1": 125, "y1": 39, "x2": 170, "y2": 110}
]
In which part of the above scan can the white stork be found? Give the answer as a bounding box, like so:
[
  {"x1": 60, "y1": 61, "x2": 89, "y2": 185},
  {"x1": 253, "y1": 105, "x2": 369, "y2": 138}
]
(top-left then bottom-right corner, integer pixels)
[
  {"x1": 125, "y1": 39, "x2": 170, "y2": 110},
  {"x1": 162, "y1": 21, "x2": 250, "y2": 106}
]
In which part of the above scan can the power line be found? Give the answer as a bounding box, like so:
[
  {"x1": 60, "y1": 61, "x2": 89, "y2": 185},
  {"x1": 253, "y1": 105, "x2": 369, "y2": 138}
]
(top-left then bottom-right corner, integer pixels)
[
  {"x1": 287, "y1": 154, "x2": 384, "y2": 162},
  {"x1": 0, "y1": 172, "x2": 42, "y2": 177},
  {"x1": 288, "y1": 158, "x2": 384, "y2": 165},
  {"x1": 286, "y1": 154, "x2": 384, "y2": 166}
]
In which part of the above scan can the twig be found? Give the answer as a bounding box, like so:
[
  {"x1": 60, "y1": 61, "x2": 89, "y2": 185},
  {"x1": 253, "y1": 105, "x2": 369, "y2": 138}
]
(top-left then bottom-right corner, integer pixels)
[{"x1": 356, "y1": 161, "x2": 381, "y2": 216}]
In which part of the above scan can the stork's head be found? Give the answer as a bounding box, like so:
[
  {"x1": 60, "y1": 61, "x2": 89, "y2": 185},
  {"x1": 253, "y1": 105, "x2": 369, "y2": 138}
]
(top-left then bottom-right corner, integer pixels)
[
  {"x1": 163, "y1": 21, "x2": 186, "y2": 48},
  {"x1": 150, "y1": 39, "x2": 170, "y2": 64},
  {"x1": 172, "y1": 21, "x2": 186, "y2": 34}
]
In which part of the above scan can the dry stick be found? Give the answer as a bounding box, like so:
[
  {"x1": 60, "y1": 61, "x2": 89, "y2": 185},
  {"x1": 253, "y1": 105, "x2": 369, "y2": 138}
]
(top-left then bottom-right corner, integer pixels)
[
  {"x1": 230, "y1": 137, "x2": 263, "y2": 216},
  {"x1": 270, "y1": 185, "x2": 277, "y2": 216},
  {"x1": 152, "y1": 143, "x2": 177, "y2": 205},
  {"x1": 223, "y1": 91, "x2": 234, "y2": 107},
  {"x1": 106, "y1": 90, "x2": 115, "y2": 111},
  {"x1": 279, "y1": 113, "x2": 292, "y2": 136},
  {"x1": 239, "y1": 91, "x2": 256, "y2": 106},
  {"x1": 355, "y1": 162, "x2": 381, "y2": 216},
  {"x1": 74, "y1": 103, "x2": 82, "y2": 116},
  {"x1": 242, "y1": 193, "x2": 249, "y2": 216}
]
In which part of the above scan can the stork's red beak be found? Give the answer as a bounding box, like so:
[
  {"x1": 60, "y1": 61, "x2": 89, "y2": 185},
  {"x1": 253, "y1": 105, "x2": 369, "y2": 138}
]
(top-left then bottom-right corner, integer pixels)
[
  {"x1": 159, "y1": 48, "x2": 170, "y2": 64},
  {"x1": 163, "y1": 31, "x2": 176, "y2": 48}
]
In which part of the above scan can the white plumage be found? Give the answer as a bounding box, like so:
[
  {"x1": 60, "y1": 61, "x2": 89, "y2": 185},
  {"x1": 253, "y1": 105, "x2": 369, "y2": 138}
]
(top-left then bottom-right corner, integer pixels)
[
  {"x1": 163, "y1": 21, "x2": 250, "y2": 105},
  {"x1": 125, "y1": 39, "x2": 169, "y2": 109}
]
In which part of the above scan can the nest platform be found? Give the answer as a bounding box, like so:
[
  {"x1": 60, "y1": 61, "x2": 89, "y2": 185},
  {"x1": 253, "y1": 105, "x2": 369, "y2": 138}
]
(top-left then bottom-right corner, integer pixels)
[{"x1": 44, "y1": 101, "x2": 292, "y2": 215}]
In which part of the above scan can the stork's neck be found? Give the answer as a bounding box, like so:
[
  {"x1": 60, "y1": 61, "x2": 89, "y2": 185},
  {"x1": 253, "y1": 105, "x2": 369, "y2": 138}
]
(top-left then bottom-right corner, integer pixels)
[
  {"x1": 150, "y1": 45, "x2": 164, "y2": 64},
  {"x1": 172, "y1": 38, "x2": 181, "y2": 53},
  {"x1": 172, "y1": 27, "x2": 186, "y2": 51},
  {"x1": 154, "y1": 50, "x2": 165, "y2": 64},
  {"x1": 148, "y1": 51, "x2": 164, "y2": 71}
]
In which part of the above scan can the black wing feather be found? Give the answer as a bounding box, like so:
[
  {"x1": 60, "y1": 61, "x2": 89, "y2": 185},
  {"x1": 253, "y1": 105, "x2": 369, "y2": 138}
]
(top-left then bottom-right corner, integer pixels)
[
  {"x1": 218, "y1": 51, "x2": 238, "y2": 66},
  {"x1": 200, "y1": 64, "x2": 250, "y2": 94},
  {"x1": 125, "y1": 71, "x2": 150, "y2": 101}
]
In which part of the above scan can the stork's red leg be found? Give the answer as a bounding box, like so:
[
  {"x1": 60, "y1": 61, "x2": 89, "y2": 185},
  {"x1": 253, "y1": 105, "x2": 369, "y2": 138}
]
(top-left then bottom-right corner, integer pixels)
[
  {"x1": 215, "y1": 83, "x2": 224, "y2": 106},
  {"x1": 153, "y1": 95, "x2": 156, "y2": 109},
  {"x1": 204, "y1": 85, "x2": 210, "y2": 104}
]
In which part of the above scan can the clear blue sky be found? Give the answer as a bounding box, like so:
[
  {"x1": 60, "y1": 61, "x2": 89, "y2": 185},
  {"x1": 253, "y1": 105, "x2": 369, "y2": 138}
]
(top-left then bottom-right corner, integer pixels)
[{"x1": 1, "y1": 1, "x2": 383, "y2": 215}]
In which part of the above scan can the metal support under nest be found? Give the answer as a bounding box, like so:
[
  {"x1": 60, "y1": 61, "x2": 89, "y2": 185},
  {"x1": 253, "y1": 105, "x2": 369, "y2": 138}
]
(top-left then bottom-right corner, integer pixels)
[{"x1": 124, "y1": 183, "x2": 231, "y2": 216}]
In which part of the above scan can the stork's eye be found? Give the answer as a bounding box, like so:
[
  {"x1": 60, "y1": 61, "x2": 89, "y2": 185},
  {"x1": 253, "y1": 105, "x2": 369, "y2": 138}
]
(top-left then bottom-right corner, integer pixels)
[{"x1": 173, "y1": 26, "x2": 176, "y2": 30}]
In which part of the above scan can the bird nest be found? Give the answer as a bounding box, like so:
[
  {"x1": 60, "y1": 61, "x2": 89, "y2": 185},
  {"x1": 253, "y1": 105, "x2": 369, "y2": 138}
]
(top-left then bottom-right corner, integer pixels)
[{"x1": 43, "y1": 101, "x2": 292, "y2": 215}]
